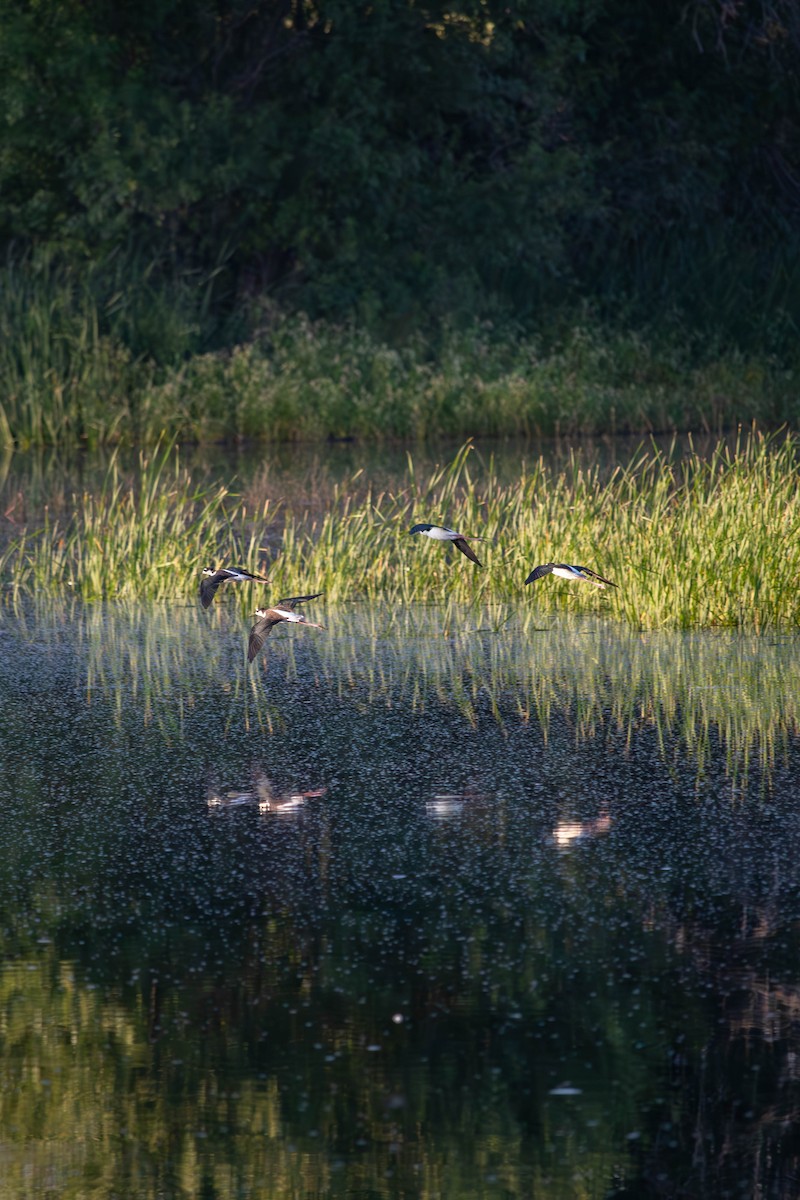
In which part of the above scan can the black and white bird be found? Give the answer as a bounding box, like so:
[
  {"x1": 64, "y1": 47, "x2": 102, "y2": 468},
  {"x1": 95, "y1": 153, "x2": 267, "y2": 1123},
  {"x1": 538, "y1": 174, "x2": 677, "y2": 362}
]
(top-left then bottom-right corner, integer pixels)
[
  {"x1": 247, "y1": 593, "x2": 325, "y2": 663},
  {"x1": 525, "y1": 563, "x2": 617, "y2": 589},
  {"x1": 408, "y1": 523, "x2": 485, "y2": 567},
  {"x1": 200, "y1": 565, "x2": 271, "y2": 609}
]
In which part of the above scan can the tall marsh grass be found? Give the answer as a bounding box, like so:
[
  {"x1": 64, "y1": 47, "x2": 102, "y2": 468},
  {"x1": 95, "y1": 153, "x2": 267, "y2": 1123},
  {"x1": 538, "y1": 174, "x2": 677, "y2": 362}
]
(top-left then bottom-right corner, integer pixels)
[
  {"x1": 0, "y1": 441, "x2": 272, "y2": 603},
  {"x1": 0, "y1": 263, "x2": 145, "y2": 449},
  {"x1": 270, "y1": 431, "x2": 800, "y2": 631},
  {"x1": 1, "y1": 431, "x2": 799, "y2": 629},
  {"x1": 0, "y1": 260, "x2": 795, "y2": 446}
]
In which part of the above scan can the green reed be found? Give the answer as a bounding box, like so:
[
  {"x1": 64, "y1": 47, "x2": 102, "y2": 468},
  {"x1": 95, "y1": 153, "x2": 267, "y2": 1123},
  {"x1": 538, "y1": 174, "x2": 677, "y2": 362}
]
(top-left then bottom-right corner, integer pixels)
[
  {"x1": 1, "y1": 430, "x2": 799, "y2": 629},
  {"x1": 0, "y1": 263, "x2": 147, "y2": 449},
  {"x1": 0, "y1": 440, "x2": 272, "y2": 603},
  {"x1": 128, "y1": 318, "x2": 798, "y2": 444},
  {"x1": 265, "y1": 429, "x2": 800, "y2": 629}
]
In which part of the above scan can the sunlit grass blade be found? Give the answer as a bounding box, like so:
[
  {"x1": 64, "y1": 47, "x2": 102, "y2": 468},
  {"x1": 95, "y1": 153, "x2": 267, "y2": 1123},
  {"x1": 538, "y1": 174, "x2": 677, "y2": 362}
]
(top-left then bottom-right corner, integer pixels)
[{"x1": 1, "y1": 431, "x2": 800, "y2": 629}]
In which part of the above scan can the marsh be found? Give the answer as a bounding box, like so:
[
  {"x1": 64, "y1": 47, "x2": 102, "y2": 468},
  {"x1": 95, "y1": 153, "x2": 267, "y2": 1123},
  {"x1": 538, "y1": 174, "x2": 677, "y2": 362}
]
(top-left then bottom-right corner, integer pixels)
[{"x1": 1, "y1": 584, "x2": 800, "y2": 1197}]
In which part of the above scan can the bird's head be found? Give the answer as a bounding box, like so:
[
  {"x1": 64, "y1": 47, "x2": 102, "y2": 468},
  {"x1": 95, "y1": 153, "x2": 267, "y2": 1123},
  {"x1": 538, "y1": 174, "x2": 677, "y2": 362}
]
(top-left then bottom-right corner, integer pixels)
[
  {"x1": 409, "y1": 523, "x2": 433, "y2": 535},
  {"x1": 202, "y1": 566, "x2": 217, "y2": 577}
]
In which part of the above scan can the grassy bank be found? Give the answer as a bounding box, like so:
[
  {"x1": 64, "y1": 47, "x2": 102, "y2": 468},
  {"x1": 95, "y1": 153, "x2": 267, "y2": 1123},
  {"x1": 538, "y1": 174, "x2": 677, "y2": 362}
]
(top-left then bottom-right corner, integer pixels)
[
  {"x1": 1, "y1": 432, "x2": 799, "y2": 629},
  {"x1": 132, "y1": 318, "x2": 795, "y2": 445},
  {"x1": 0, "y1": 263, "x2": 797, "y2": 447}
]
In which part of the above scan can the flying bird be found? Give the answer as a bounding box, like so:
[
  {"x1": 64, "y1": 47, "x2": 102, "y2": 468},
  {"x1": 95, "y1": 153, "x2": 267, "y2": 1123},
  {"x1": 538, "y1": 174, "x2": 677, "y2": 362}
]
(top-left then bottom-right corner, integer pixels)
[
  {"x1": 247, "y1": 593, "x2": 325, "y2": 663},
  {"x1": 525, "y1": 563, "x2": 617, "y2": 589},
  {"x1": 408, "y1": 523, "x2": 485, "y2": 567},
  {"x1": 200, "y1": 565, "x2": 271, "y2": 609}
]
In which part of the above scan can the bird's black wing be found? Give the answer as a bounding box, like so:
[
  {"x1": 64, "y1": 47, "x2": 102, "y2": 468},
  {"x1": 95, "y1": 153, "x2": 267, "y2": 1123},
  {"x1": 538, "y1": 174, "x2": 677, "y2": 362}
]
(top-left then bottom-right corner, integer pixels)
[
  {"x1": 452, "y1": 537, "x2": 482, "y2": 567},
  {"x1": 576, "y1": 565, "x2": 618, "y2": 588},
  {"x1": 525, "y1": 564, "x2": 554, "y2": 585},
  {"x1": 248, "y1": 614, "x2": 283, "y2": 663},
  {"x1": 200, "y1": 571, "x2": 228, "y2": 608},
  {"x1": 276, "y1": 592, "x2": 324, "y2": 610}
]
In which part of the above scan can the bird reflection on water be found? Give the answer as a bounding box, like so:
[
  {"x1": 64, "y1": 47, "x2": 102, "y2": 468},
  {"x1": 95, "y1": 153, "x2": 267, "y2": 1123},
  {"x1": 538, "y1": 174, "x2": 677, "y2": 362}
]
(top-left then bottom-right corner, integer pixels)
[
  {"x1": 551, "y1": 811, "x2": 612, "y2": 848},
  {"x1": 425, "y1": 785, "x2": 489, "y2": 820},
  {"x1": 206, "y1": 788, "x2": 256, "y2": 810},
  {"x1": 207, "y1": 772, "x2": 327, "y2": 816},
  {"x1": 255, "y1": 773, "x2": 327, "y2": 814}
]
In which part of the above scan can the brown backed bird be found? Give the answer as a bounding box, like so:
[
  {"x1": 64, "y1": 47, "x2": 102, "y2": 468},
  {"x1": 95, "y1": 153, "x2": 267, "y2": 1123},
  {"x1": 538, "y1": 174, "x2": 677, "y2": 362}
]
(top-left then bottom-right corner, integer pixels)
[{"x1": 247, "y1": 593, "x2": 325, "y2": 663}]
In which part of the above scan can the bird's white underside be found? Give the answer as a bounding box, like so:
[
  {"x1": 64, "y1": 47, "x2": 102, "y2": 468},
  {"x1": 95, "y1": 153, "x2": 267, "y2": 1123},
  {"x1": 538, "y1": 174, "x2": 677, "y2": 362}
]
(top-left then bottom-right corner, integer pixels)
[
  {"x1": 423, "y1": 527, "x2": 459, "y2": 540},
  {"x1": 552, "y1": 566, "x2": 588, "y2": 581}
]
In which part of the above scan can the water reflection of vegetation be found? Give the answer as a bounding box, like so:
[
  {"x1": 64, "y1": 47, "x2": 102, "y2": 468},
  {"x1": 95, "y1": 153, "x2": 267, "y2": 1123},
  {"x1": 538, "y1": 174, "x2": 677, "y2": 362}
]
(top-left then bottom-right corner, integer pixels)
[
  {"x1": 8, "y1": 597, "x2": 798, "y2": 787},
  {"x1": 0, "y1": 834, "x2": 709, "y2": 1195},
  {"x1": 3, "y1": 602, "x2": 800, "y2": 1196},
  {"x1": 2, "y1": 808, "x2": 800, "y2": 1197},
  {"x1": 0, "y1": 941, "x2": 637, "y2": 1199}
]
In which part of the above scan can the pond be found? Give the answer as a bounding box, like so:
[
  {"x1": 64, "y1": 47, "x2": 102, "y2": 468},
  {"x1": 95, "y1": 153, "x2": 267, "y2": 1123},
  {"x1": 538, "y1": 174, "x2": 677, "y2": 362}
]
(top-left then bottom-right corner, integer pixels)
[
  {"x1": 0, "y1": 430, "x2": 734, "y2": 528},
  {"x1": 1, "y1": 593, "x2": 800, "y2": 1199}
]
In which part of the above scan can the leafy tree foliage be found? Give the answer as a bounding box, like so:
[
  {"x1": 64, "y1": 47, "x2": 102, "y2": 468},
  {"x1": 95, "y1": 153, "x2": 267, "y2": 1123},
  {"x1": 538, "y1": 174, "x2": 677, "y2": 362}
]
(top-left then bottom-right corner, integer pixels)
[{"x1": 0, "y1": 0, "x2": 798, "y2": 341}]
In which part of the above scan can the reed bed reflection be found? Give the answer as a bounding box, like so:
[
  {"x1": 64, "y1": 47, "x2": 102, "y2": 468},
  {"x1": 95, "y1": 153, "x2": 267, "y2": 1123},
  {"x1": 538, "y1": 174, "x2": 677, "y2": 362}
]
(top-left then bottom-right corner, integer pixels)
[
  {"x1": 0, "y1": 942, "x2": 630, "y2": 1200},
  {"x1": 7, "y1": 597, "x2": 799, "y2": 786},
  {"x1": 2, "y1": 819, "x2": 797, "y2": 1199},
  {"x1": 3, "y1": 596, "x2": 800, "y2": 1197}
]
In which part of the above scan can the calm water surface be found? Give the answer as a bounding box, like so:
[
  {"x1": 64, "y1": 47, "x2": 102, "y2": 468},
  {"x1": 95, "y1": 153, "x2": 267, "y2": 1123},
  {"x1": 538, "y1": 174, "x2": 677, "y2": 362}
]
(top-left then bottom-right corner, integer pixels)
[
  {"x1": 1, "y1": 599, "x2": 800, "y2": 1199},
  {"x1": 0, "y1": 432, "x2": 735, "y2": 529}
]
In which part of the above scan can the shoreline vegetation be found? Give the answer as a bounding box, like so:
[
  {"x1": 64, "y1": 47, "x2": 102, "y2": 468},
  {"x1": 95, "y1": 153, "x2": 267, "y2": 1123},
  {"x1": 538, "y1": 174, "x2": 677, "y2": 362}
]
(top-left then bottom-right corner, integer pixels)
[
  {"x1": 1, "y1": 3, "x2": 798, "y2": 452},
  {"x1": 0, "y1": 299, "x2": 796, "y2": 450},
  {"x1": 1, "y1": 432, "x2": 798, "y2": 630}
]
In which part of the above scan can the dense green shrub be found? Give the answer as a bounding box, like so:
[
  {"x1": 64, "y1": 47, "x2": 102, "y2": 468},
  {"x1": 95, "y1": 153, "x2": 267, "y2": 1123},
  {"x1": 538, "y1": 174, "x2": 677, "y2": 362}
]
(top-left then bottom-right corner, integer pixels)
[
  {"x1": 1, "y1": 297, "x2": 794, "y2": 446},
  {"x1": 0, "y1": 1, "x2": 798, "y2": 344}
]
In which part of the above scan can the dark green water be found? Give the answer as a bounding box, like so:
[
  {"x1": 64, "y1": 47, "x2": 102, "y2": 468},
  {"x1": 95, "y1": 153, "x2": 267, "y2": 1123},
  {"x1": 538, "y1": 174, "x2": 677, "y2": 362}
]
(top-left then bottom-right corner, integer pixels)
[{"x1": 1, "y1": 601, "x2": 800, "y2": 1198}]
